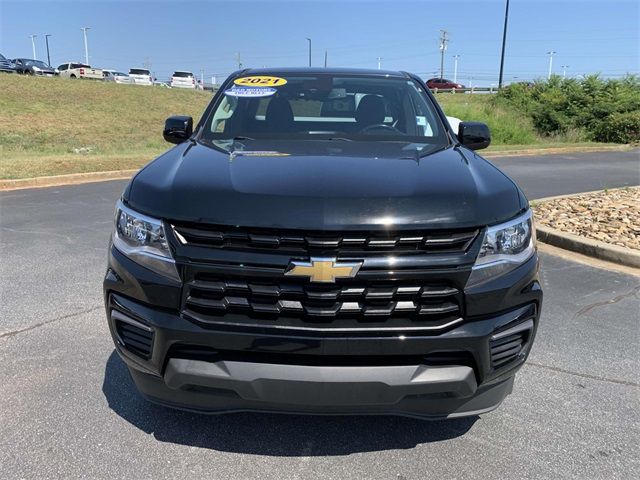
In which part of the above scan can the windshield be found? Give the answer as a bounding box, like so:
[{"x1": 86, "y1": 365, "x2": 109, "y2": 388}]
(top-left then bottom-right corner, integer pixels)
[
  {"x1": 173, "y1": 71, "x2": 193, "y2": 77},
  {"x1": 26, "y1": 60, "x2": 50, "y2": 68},
  {"x1": 130, "y1": 69, "x2": 150, "y2": 75},
  {"x1": 202, "y1": 73, "x2": 448, "y2": 147}
]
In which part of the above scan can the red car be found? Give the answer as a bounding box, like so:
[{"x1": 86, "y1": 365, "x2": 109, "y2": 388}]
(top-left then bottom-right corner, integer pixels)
[{"x1": 426, "y1": 78, "x2": 465, "y2": 90}]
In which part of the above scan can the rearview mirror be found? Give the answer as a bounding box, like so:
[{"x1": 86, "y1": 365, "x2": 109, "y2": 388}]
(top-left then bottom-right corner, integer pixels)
[
  {"x1": 163, "y1": 116, "x2": 193, "y2": 144},
  {"x1": 458, "y1": 122, "x2": 491, "y2": 150}
]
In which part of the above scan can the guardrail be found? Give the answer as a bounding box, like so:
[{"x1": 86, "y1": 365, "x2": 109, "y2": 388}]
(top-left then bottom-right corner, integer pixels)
[{"x1": 429, "y1": 87, "x2": 498, "y2": 94}]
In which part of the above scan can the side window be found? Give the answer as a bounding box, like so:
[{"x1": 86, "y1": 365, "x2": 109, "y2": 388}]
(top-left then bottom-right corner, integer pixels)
[
  {"x1": 407, "y1": 81, "x2": 439, "y2": 137},
  {"x1": 58, "y1": 64, "x2": 67, "y2": 71}
]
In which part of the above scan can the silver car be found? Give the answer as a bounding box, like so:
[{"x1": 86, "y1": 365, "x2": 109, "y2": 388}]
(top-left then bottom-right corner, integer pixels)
[{"x1": 103, "y1": 69, "x2": 131, "y2": 84}]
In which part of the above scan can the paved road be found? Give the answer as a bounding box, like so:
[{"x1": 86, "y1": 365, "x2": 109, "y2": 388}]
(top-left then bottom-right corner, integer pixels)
[
  {"x1": 490, "y1": 148, "x2": 639, "y2": 199},
  {"x1": 1, "y1": 150, "x2": 639, "y2": 479}
]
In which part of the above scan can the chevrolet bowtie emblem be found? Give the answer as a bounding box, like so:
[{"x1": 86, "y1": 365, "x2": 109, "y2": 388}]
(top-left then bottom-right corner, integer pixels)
[{"x1": 285, "y1": 258, "x2": 362, "y2": 283}]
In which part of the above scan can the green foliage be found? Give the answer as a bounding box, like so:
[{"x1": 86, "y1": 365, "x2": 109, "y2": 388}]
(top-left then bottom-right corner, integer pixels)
[
  {"x1": 438, "y1": 94, "x2": 537, "y2": 145},
  {"x1": 591, "y1": 111, "x2": 640, "y2": 143},
  {"x1": 496, "y1": 75, "x2": 640, "y2": 143}
]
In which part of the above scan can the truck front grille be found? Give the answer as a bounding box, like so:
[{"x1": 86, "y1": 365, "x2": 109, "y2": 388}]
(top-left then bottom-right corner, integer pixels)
[
  {"x1": 172, "y1": 223, "x2": 478, "y2": 255},
  {"x1": 182, "y1": 274, "x2": 463, "y2": 334}
]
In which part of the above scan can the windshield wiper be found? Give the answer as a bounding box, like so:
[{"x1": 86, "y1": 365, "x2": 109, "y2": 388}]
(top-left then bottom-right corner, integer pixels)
[
  {"x1": 325, "y1": 137, "x2": 354, "y2": 142},
  {"x1": 232, "y1": 135, "x2": 254, "y2": 141}
]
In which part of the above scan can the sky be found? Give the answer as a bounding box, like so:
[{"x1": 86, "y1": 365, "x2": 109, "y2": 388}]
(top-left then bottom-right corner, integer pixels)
[{"x1": 1, "y1": 0, "x2": 638, "y2": 86}]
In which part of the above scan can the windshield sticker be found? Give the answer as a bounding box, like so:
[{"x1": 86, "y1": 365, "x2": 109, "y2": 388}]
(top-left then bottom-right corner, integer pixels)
[
  {"x1": 234, "y1": 76, "x2": 288, "y2": 87},
  {"x1": 224, "y1": 86, "x2": 277, "y2": 97}
]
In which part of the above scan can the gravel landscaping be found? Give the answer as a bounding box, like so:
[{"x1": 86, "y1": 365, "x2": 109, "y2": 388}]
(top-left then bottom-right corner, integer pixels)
[{"x1": 533, "y1": 187, "x2": 640, "y2": 250}]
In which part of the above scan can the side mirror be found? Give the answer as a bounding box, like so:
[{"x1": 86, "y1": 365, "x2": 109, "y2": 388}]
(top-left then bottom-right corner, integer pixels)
[
  {"x1": 163, "y1": 116, "x2": 193, "y2": 144},
  {"x1": 458, "y1": 121, "x2": 491, "y2": 150}
]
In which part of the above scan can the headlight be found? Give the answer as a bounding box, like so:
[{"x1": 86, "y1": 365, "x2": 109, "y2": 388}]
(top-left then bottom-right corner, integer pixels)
[
  {"x1": 112, "y1": 200, "x2": 180, "y2": 282},
  {"x1": 467, "y1": 209, "x2": 536, "y2": 286}
]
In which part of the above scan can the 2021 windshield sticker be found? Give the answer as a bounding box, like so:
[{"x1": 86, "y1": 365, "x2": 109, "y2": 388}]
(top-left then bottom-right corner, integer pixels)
[
  {"x1": 224, "y1": 86, "x2": 277, "y2": 97},
  {"x1": 234, "y1": 76, "x2": 288, "y2": 87}
]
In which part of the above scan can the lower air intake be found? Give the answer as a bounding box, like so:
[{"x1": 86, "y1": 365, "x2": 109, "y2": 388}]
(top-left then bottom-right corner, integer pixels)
[
  {"x1": 490, "y1": 319, "x2": 534, "y2": 369},
  {"x1": 112, "y1": 310, "x2": 154, "y2": 359}
]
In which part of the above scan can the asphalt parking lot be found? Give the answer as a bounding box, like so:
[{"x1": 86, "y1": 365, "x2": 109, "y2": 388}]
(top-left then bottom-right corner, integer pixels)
[{"x1": 1, "y1": 150, "x2": 639, "y2": 479}]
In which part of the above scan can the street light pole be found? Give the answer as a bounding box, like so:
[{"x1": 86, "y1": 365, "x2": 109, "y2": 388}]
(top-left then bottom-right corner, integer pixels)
[
  {"x1": 80, "y1": 27, "x2": 90, "y2": 64},
  {"x1": 561, "y1": 65, "x2": 569, "y2": 78},
  {"x1": 452, "y1": 55, "x2": 460, "y2": 83},
  {"x1": 377, "y1": 56, "x2": 382, "y2": 70},
  {"x1": 29, "y1": 34, "x2": 37, "y2": 60},
  {"x1": 547, "y1": 51, "x2": 556, "y2": 79},
  {"x1": 498, "y1": 0, "x2": 510, "y2": 89},
  {"x1": 306, "y1": 38, "x2": 311, "y2": 67},
  {"x1": 44, "y1": 34, "x2": 52, "y2": 67}
]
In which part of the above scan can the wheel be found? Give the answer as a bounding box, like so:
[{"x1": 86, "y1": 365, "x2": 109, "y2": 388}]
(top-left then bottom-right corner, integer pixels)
[{"x1": 70, "y1": 74, "x2": 76, "y2": 79}]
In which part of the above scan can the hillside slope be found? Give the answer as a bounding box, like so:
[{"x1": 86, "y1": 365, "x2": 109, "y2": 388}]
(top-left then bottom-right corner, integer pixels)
[{"x1": 1, "y1": 75, "x2": 603, "y2": 178}]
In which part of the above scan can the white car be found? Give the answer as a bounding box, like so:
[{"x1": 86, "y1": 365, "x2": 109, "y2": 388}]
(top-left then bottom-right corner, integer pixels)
[
  {"x1": 128, "y1": 68, "x2": 153, "y2": 86},
  {"x1": 57, "y1": 62, "x2": 103, "y2": 80},
  {"x1": 103, "y1": 69, "x2": 131, "y2": 84},
  {"x1": 446, "y1": 116, "x2": 462, "y2": 134},
  {"x1": 170, "y1": 71, "x2": 197, "y2": 89}
]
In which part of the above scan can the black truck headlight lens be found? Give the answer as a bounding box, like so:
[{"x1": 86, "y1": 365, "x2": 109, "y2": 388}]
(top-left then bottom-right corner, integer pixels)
[
  {"x1": 112, "y1": 200, "x2": 180, "y2": 281},
  {"x1": 467, "y1": 209, "x2": 536, "y2": 286}
]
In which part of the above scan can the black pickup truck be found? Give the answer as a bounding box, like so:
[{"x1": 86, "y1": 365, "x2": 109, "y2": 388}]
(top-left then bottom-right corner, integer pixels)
[{"x1": 104, "y1": 68, "x2": 541, "y2": 419}]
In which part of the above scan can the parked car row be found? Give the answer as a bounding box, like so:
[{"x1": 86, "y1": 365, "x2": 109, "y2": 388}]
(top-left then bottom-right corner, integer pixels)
[{"x1": 0, "y1": 53, "x2": 200, "y2": 89}]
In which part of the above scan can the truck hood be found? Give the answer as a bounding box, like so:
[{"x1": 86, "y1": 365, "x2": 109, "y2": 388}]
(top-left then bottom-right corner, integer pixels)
[{"x1": 125, "y1": 140, "x2": 525, "y2": 230}]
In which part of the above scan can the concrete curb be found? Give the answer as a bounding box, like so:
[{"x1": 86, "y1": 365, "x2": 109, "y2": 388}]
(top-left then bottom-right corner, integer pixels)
[
  {"x1": 483, "y1": 144, "x2": 632, "y2": 158},
  {"x1": 536, "y1": 225, "x2": 640, "y2": 269},
  {"x1": 533, "y1": 187, "x2": 640, "y2": 269},
  {"x1": 0, "y1": 169, "x2": 137, "y2": 191}
]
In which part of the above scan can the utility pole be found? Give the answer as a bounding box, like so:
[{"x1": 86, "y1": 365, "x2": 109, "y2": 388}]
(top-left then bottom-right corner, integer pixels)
[
  {"x1": 44, "y1": 34, "x2": 52, "y2": 66},
  {"x1": 235, "y1": 52, "x2": 242, "y2": 70},
  {"x1": 377, "y1": 57, "x2": 382, "y2": 70},
  {"x1": 80, "y1": 27, "x2": 90, "y2": 64},
  {"x1": 306, "y1": 38, "x2": 311, "y2": 67},
  {"x1": 29, "y1": 34, "x2": 37, "y2": 59},
  {"x1": 547, "y1": 50, "x2": 556, "y2": 79},
  {"x1": 561, "y1": 65, "x2": 569, "y2": 78},
  {"x1": 200, "y1": 68, "x2": 204, "y2": 89},
  {"x1": 324, "y1": 50, "x2": 328, "y2": 68},
  {"x1": 439, "y1": 30, "x2": 448, "y2": 79},
  {"x1": 498, "y1": 0, "x2": 510, "y2": 89},
  {"x1": 452, "y1": 55, "x2": 460, "y2": 83}
]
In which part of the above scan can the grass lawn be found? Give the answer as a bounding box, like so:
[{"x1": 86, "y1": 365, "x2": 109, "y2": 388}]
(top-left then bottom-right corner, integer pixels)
[{"x1": 0, "y1": 75, "x2": 618, "y2": 179}]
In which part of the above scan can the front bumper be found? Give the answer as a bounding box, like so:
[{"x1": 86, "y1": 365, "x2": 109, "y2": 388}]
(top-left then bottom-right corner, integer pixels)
[{"x1": 104, "y1": 246, "x2": 541, "y2": 419}]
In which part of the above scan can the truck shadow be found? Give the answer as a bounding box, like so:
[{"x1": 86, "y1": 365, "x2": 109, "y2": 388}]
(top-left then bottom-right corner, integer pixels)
[{"x1": 102, "y1": 351, "x2": 477, "y2": 456}]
